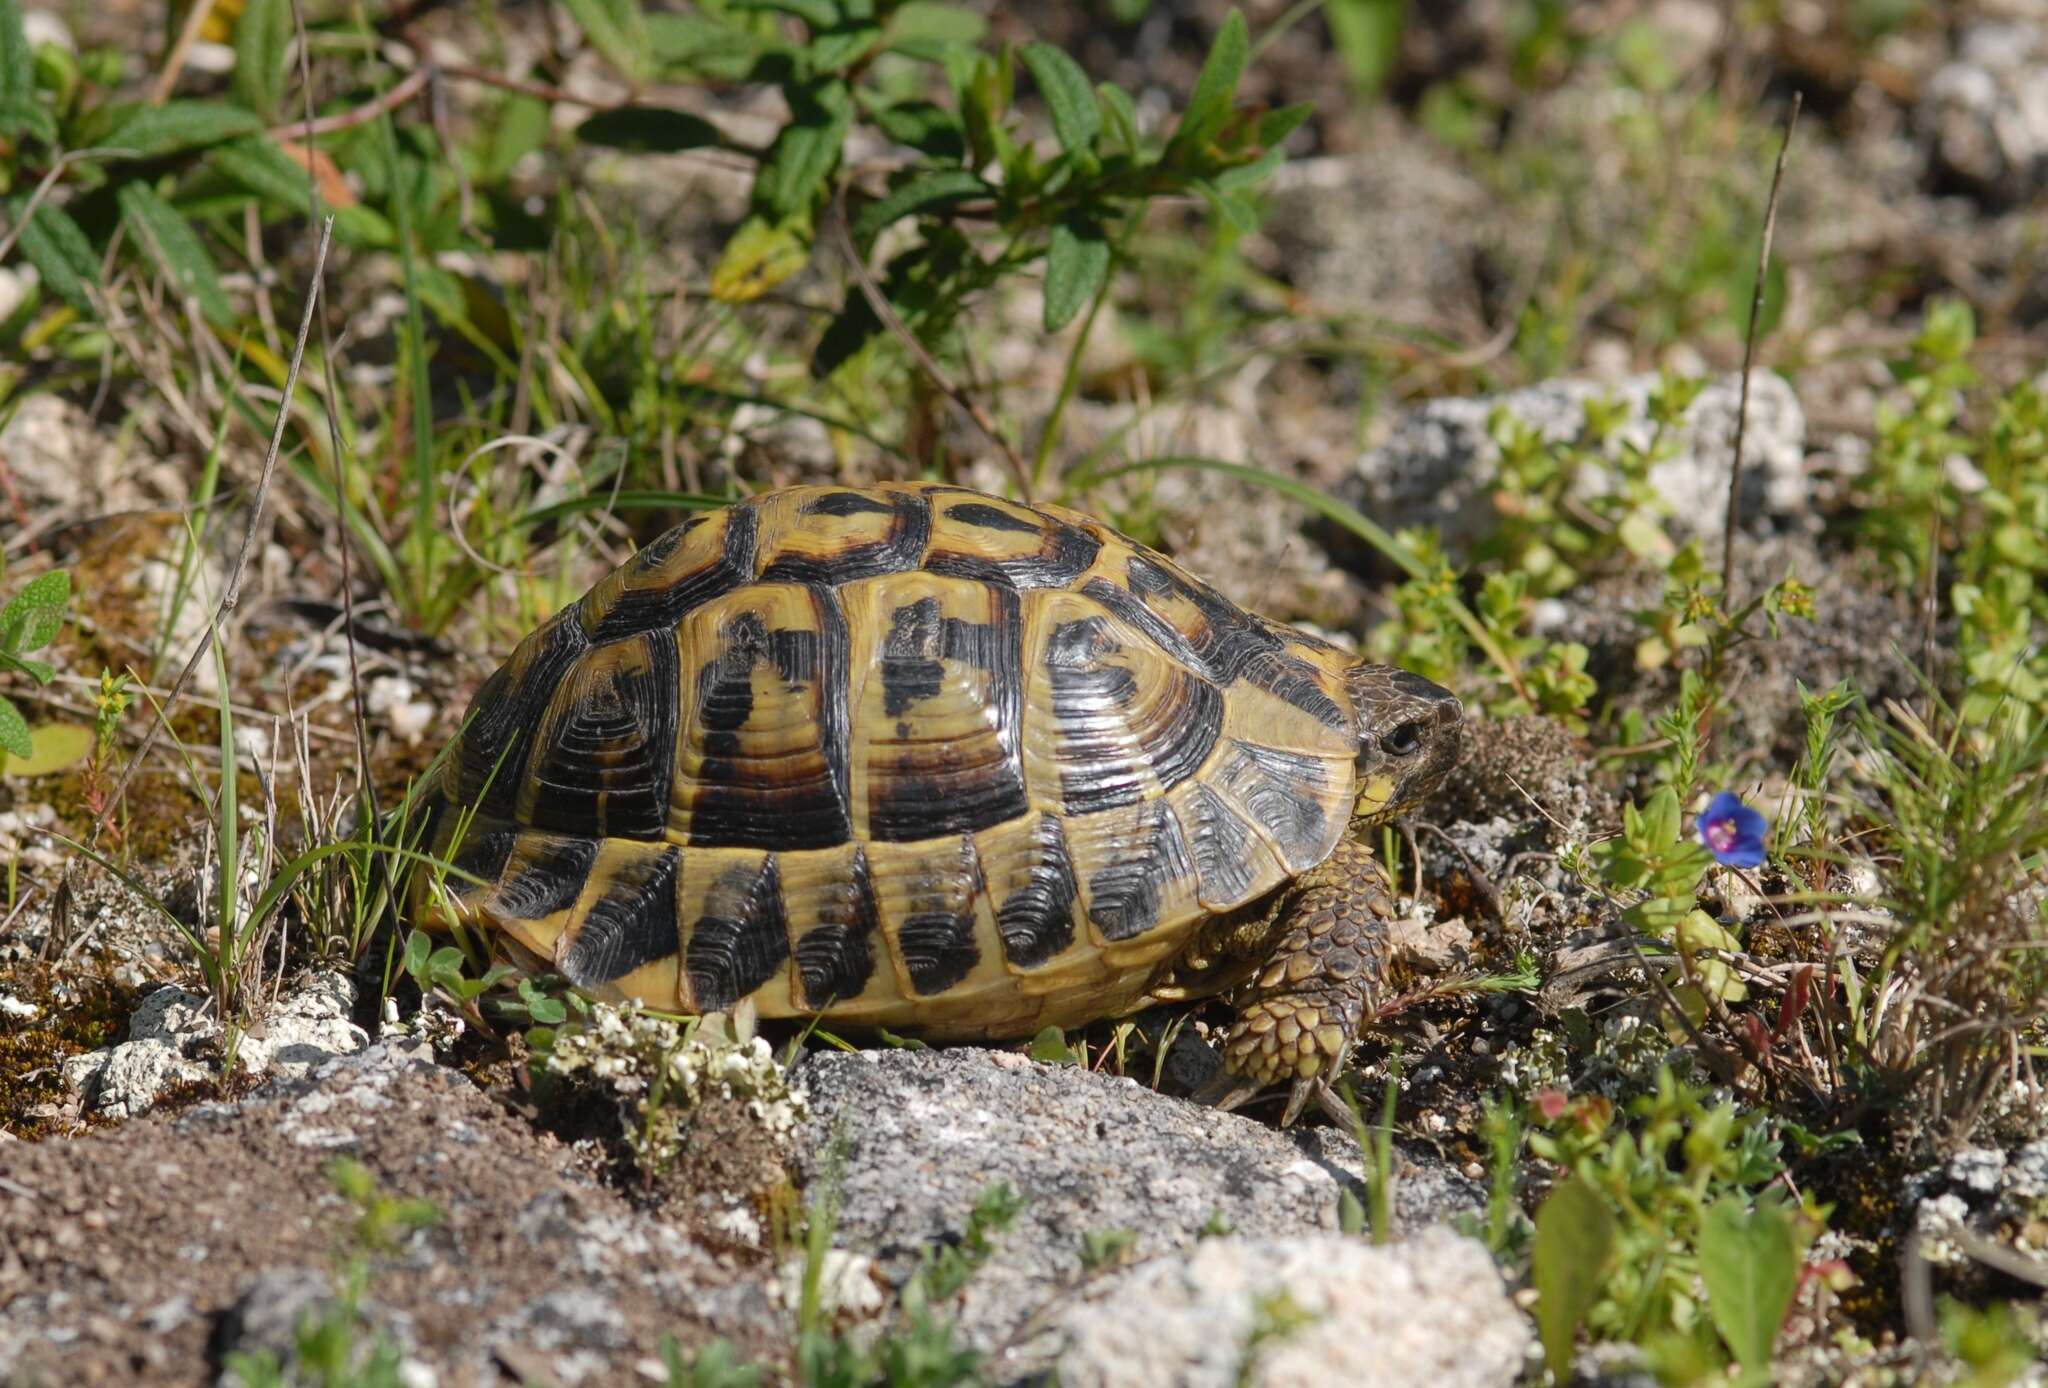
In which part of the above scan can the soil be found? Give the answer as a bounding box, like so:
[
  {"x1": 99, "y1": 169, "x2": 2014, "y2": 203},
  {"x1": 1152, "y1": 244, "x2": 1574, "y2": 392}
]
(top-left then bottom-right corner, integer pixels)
[{"x1": 0, "y1": 1043, "x2": 780, "y2": 1386}]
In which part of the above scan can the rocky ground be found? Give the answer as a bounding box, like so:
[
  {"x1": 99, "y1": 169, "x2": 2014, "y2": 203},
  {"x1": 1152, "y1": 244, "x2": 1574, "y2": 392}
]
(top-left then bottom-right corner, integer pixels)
[{"x1": 5, "y1": 0, "x2": 2048, "y2": 1384}]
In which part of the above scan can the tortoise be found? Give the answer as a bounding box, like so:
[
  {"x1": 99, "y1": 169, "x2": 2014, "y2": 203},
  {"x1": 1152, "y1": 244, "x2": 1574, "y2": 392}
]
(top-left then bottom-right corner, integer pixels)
[{"x1": 411, "y1": 481, "x2": 1463, "y2": 1124}]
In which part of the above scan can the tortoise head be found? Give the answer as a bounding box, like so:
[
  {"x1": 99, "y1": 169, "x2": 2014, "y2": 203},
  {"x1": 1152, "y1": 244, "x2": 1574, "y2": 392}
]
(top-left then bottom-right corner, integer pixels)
[{"x1": 1344, "y1": 664, "x2": 1465, "y2": 827}]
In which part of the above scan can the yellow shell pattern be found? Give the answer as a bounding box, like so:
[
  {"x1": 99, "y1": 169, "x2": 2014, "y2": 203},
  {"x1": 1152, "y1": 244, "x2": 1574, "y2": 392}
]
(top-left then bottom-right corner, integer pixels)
[{"x1": 416, "y1": 482, "x2": 1362, "y2": 1039}]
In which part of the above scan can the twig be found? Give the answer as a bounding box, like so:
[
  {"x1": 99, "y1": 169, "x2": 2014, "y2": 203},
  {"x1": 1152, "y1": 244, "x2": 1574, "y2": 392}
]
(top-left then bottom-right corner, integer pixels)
[
  {"x1": 1720, "y1": 90, "x2": 1801, "y2": 604},
  {"x1": 291, "y1": 0, "x2": 383, "y2": 867},
  {"x1": 0, "y1": 147, "x2": 134, "y2": 267},
  {"x1": 94, "y1": 216, "x2": 336, "y2": 844},
  {"x1": 148, "y1": 0, "x2": 220, "y2": 106},
  {"x1": 826, "y1": 187, "x2": 1034, "y2": 501},
  {"x1": 268, "y1": 65, "x2": 431, "y2": 140}
]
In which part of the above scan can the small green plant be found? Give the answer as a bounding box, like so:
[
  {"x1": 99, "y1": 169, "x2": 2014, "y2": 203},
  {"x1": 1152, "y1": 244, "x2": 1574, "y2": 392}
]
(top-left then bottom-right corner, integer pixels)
[
  {"x1": 1938, "y1": 1297, "x2": 2041, "y2": 1388},
  {"x1": 1846, "y1": 696, "x2": 2048, "y2": 1144},
  {"x1": 784, "y1": 1173, "x2": 1020, "y2": 1388},
  {"x1": 1079, "y1": 1226, "x2": 1137, "y2": 1272},
  {"x1": 220, "y1": 1158, "x2": 440, "y2": 1388},
  {"x1": 1525, "y1": 1070, "x2": 1818, "y2": 1380},
  {"x1": 0, "y1": 567, "x2": 70, "y2": 769},
  {"x1": 1235, "y1": 1289, "x2": 1318, "y2": 1387}
]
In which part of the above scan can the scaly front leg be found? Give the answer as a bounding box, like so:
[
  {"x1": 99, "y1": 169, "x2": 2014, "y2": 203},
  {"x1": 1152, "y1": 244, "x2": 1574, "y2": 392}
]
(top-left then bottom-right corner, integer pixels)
[{"x1": 1205, "y1": 837, "x2": 1397, "y2": 1127}]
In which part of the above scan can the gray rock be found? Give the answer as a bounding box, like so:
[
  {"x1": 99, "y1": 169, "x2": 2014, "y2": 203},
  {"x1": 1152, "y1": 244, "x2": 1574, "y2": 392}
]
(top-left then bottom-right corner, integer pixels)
[
  {"x1": 1346, "y1": 372, "x2": 1806, "y2": 552},
  {"x1": 791, "y1": 1047, "x2": 1484, "y2": 1362},
  {"x1": 1259, "y1": 128, "x2": 1529, "y2": 336},
  {"x1": 1904, "y1": 1138, "x2": 2048, "y2": 1279},
  {"x1": 62, "y1": 985, "x2": 213, "y2": 1120},
  {"x1": 237, "y1": 972, "x2": 371, "y2": 1082},
  {"x1": 212, "y1": 1267, "x2": 341, "y2": 1375},
  {"x1": 63, "y1": 973, "x2": 370, "y2": 1121},
  {"x1": 1047, "y1": 1228, "x2": 1531, "y2": 1388},
  {"x1": 1919, "y1": 20, "x2": 2048, "y2": 205}
]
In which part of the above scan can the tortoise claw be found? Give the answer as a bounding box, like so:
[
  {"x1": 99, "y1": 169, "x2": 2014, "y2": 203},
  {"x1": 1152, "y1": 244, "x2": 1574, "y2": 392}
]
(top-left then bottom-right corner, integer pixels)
[{"x1": 1196, "y1": 1072, "x2": 1262, "y2": 1114}]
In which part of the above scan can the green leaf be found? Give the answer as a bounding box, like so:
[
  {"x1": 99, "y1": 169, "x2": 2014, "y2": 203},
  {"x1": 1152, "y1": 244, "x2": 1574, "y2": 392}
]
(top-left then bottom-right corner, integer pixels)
[
  {"x1": 709, "y1": 214, "x2": 812, "y2": 302},
  {"x1": 731, "y1": 0, "x2": 840, "y2": 25},
  {"x1": 527, "y1": 995, "x2": 566, "y2": 1025},
  {"x1": 1532, "y1": 1177, "x2": 1615, "y2": 1381},
  {"x1": 0, "y1": 0, "x2": 30, "y2": 107},
  {"x1": 0, "y1": 95, "x2": 54, "y2": 145},
  {"x1": 870, "y1": 99, "x2": 966, "y2": 159},
  {"x1": 575, "y1": 106, "x2": 724, "y2": 152},
  {"x1": 0, "y1": 697, "x2": 28, "y2": 760},
  {"x1": 7, "y1": 197, "x2": 97, "y2": 316},
  {"x1": 209, "y1": 137, "x2": 396, "y2": 246},
  {"x1": 754, "y1": 81, "x2": 852, "y2": 222},
  {"x1": 643, "y1": 15, "x2": 772, "y2": 81},
  {"x1": 1325, "y1": 0, "x2": 1404, "y2": 96},
  {"x1": 1168, "y1": 9, "x2": 1248, "y2": 156},
  {"x1": 0, "y1": 721, "x2": 91, "y2": 777},
  {"x1": 559, "y1": 0, "x2": 652, "y2": 82},
  {"x1": 852, "y1": 167, "x2": 987, "y2": 245},
  {"x1": 883, "y1": 2, "x2": 986, "y2": 50},
  {"x1": 1213, "y1": 144, "x2": 1285, "y2": 193},
  {"x1": 808, "y1": 26, "x2": 882, "y2": 73},
  {"x1": 1701, "y1": 1198, "x2": 1799, "y2": 1380},
  {"x1": 1254, "y1": 102, "x2": 1312, "y2": 149},
  {"x1": 1019, "y1": 43, "x2": 1099, "y2": 157},
  {"x1": 1097, "y1": 81, "x2": 1142, "y2": 155},
  {"x1": 118, "y1": 183, "x2": 233, "y2": 326},
  {"x1": 233, "y1": 0, "x2": 293, "y2": 120},
  {"x1": 107, "y1": 101, "x2": 265, "y2": 158},
  {"x1": 0, "y1": 570, "x2": 68, "y2": 654},
  {"x1": 1043, "y1": 216, "x2": 1109, "y2": 333},
  {"x1": 1337, "y1": 1186, "x2": 1366, "y2": 1235},
  {"x1": 0, "y1": 654, "x2": 52, "y2": 683},
  {"x1": 402, "y1": 929, "x2": 432, "y2": 980},
  {"x1": 1028, "y1": 1025, "x2": 1077, "y2": 1065},
  {"x1": 427, "y1": 946, "x2": 467, "y2": 989}
]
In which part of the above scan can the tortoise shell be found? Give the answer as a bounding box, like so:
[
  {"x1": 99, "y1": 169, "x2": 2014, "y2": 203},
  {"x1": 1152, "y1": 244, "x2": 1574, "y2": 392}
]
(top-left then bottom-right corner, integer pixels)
[{"x1": 414, "y1": 481, "x2": 1370, "y2": 1039}]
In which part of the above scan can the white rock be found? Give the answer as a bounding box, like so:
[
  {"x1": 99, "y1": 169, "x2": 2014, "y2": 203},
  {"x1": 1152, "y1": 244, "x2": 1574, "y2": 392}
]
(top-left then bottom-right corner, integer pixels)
[
  {"x1": 22, "y1": 13, "x2": 73, "y2": 50},
  {"x1": 235, "y1": 972, "x2": 369, "y2": 1082},
  {"x1": 366, "y1": 676, "x2": 436, "y2": 746},
  {"x1": 1348, "y1": 372, "x2": 1807, "y2": 549},
  {"x1": 1919, "y1": 19, "x2": 2048, "y2": 203},
  {"x1": 65, "y1": 973, "x2": 368, "y2": 1120},
  {"x1": 0, "y1": 266, "x2": 36, "y2": 324},
  {"x1": 62, "y1": 985, "x2": 213, "y2": 1120},
  {"x1": 1050, "y1": 1228, "x2": 1530, "y2": 1388}
]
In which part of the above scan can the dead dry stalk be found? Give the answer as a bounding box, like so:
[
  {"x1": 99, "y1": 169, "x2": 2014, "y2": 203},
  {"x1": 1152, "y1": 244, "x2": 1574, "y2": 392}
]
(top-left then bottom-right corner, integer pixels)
[
  {"x1": 1721, "y1": 90, "x2": 1801, "y2": 605},
  {"x1": 94, "y1": 216, "x2": 336, "y2": 845}
]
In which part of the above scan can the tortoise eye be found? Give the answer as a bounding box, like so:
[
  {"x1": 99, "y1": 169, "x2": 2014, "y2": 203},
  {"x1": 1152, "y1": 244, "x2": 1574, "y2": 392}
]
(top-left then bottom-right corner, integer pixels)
[{"x1": 1380, "y1": 720, "x2": 1426, "y2": 758}]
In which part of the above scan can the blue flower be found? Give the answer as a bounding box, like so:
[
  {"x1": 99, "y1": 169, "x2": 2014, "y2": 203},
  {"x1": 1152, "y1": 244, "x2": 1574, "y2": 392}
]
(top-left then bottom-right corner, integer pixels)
[{"x1": 1696, "y1": 791, "x2": 1767, "y2": 868}]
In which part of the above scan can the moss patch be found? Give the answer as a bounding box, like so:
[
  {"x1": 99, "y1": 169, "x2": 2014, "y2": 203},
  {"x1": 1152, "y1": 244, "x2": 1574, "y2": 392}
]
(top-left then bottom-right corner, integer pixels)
[{"x1": 0, "y1": 964, "x2": 135, "y2": 1140}]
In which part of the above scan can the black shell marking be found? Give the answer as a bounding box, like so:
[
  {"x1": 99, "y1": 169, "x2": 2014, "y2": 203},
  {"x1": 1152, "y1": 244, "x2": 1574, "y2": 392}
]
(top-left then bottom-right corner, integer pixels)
[
  {"x1": 1043, "y1": 616, "x2": 1148, "y2": 814},
  {"x1": 685, "y1": 590, "x2": 854, "y2": 851},
  {"x1": 563, "y1": 845, "x2": 681, "y2": 987},
  {"x1": 1085, "y1": 800, "x2": 1196, "y2": 941},
  {"x1": 456, "y1": 616, "x2": 590, "y2": 821},
  {"x1": 490, "y1": 834, "x2": 598, "y2": 922},
  {"x1": 1175, "y1": 784, "x2": 1259, "y2": 907},
  {"x1": 994, "y1": 814, "x2": 1079, "y2": 969},
  {"x1": 685, "y1": 856, "x2": 791, "y2": 1012},
  {"x1": 791, "y1": 848, "x2": 881, "y2": 1009},
  {"x1": 1211, "y1": 740, "x2": 1331, "y2": 872},
  {"x1": 761, "y1": 489, "x2": 933, "y2": 585},
  {"x1": 866, "y1": 589, "x2": 1030, "y2": 842},
  {"x1": 524, "y1": 632, "x2": 680, "y2": 840},
  {"x1": 586, "y1": 508, "x2": 758, "y2": 643}
]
